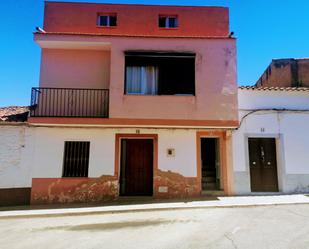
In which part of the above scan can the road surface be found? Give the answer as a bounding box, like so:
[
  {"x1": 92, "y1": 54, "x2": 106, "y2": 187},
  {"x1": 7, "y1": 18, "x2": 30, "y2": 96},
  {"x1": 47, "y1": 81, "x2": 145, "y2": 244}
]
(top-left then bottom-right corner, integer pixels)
[{"x1": 1, "y1": 204, "x2": 309, "y2": 249}]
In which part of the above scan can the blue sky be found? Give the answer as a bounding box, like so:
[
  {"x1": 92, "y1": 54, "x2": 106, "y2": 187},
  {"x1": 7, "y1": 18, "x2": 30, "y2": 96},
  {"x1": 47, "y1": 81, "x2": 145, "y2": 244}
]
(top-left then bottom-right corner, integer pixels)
[{"x1": 0, "y1": 0, "x2": 308, "y2": 107}]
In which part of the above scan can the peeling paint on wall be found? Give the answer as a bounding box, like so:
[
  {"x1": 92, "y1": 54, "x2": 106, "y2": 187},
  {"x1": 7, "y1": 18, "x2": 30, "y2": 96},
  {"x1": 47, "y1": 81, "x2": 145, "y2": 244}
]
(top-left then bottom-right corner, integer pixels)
[
  {"x1": 31, "y1": 175, "x2": 118, "y2": 204},
  {"x1": 154, "y1": 169, "x2": 200, "y2": 198}
]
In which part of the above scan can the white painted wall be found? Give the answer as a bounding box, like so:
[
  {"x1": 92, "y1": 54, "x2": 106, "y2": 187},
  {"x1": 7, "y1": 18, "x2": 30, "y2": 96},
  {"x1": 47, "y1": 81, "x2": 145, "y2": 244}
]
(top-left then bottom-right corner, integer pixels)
[
  {"x1": 156, "y1": 129, "x2": 197, "y2": 177},
  {"x1": 0, "y1": 125, "x2": 34, "y2": 188},
  {"x1": 238, "y1": 90, "x2": 309, "y2": 110},
  {"x1": 278, "y1": 114, "x2": 309, "y2": 174},
  {"x1": 0, "y1": 125, "x2": 198, "y2": 189},
  {"x1": 32, "y1": 127, "x2": 116, "y2": 178},
  {"x1": 233, "y1": 89, "x2": 309, "y2": 194},
  {"x1": 31, "y1": 127, "x2": 198, "y2": 179}
]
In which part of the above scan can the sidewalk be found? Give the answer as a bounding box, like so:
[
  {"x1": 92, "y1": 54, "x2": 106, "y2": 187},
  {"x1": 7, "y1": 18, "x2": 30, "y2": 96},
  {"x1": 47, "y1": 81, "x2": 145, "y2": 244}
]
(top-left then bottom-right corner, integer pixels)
[{"x1": 1, "y1": 194, "x2": 309, "y2": 219}]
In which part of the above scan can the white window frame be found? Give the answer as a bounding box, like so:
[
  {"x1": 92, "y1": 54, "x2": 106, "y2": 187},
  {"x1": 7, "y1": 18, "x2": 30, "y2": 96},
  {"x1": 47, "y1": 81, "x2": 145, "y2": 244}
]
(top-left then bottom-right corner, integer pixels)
[
  {"x1": 160, "y1": 16, "x2": 178, "y2": 28},
  {"x1": 97, "y1": 14, "x2": 117, "y2": 27}
]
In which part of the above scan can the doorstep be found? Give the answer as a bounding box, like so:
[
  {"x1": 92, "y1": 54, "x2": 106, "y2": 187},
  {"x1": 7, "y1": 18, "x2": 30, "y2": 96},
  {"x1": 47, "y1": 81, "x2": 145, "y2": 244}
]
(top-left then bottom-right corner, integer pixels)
[
  {"x1": 0, "y1": 194, "x2": 309, "y2": 219},
  {"x1": 201, "y1": 190, "x2": 225, "y2": 196}
]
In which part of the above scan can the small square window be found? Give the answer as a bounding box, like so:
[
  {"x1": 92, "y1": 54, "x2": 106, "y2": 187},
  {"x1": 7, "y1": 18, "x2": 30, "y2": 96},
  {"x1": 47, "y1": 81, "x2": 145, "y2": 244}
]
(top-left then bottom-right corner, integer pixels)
[
  {"x1": 98, "y1": 14, "x2": 117, "y2": 27},
  {"x1": 109, "y1": 15, "x2": 117, "y2": 26},
  {"x1": 99, "y1": 15, "x2": 108, "y2": 26},
  {"x1": 159, "y1": 16, "x2": 178, "y2": 28}
]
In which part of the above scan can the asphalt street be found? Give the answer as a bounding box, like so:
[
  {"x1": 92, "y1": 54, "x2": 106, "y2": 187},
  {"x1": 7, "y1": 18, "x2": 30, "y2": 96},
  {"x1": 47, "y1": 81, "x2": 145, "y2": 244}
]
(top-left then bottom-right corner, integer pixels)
[{"x1": 1, "y1": 203, "x2": 309, "y2": 249}]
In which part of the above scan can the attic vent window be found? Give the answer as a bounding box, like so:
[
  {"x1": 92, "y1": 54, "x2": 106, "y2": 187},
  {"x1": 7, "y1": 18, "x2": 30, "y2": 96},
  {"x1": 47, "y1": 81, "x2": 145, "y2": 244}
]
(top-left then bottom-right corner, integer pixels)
[
  {"x1": 159, "y1": 15, "x2": 178, "y2": 28},
  {"x1": 98, "y1": 14, "x2": 117, "y2": 27}
]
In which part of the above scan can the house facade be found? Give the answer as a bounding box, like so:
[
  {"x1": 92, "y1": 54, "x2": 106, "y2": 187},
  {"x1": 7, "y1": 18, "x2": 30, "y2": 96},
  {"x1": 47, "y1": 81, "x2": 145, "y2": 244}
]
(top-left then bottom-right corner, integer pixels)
[
  {"x1": 0, "y1": 107, "x2": 32, "y2": 206},
  {"x1": 3, "y1": 86, "x2": 309, "y2": 206},
  {"x1": 3, "y1": 2, "x2": 309, "y2": 207},
  {"x1": 233, "y1": 87, "x2": 309, "y2": 194},
  {"x1": 21, "y1": 2, "x2": 238, "y2": 204}
]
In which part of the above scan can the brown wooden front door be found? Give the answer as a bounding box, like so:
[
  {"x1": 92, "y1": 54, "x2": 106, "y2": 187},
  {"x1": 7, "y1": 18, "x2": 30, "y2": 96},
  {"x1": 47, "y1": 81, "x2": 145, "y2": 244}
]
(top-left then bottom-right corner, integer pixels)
[
  {"x1": 248, "y1": 138, "x2": 279, "y2": 192},
  {"x1": 120, "y1": 139, "x2": 153, "y2": 196}
]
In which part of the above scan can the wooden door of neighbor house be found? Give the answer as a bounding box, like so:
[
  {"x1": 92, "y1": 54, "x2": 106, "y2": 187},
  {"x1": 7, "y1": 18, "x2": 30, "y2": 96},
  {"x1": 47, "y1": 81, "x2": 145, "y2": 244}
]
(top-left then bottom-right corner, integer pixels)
[
  {"x1": 248, "y1": 138, "x2": 279, "y2": 192},
  {"x1": 120, "y1": 139, "x2": 153, "y2": 196}
]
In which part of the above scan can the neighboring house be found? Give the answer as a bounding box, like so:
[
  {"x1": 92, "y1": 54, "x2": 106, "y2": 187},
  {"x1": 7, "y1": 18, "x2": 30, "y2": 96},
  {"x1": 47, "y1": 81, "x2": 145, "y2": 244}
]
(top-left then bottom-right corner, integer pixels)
[
  {"x1": 256, "y1": 58, "x2": 309, "y2": 87},
  {"x1": 0, "y1": 106, "x2": 29, "y2": 122},
  {"x1": 233, "y1": 87, "x2": 309, "y2": 194},
  {"x1": 23, "y1": 2, "x2": 238, "y2": 204},
  {"x1": 0, "y1": 107, "x2": 32, "y2": 206}
]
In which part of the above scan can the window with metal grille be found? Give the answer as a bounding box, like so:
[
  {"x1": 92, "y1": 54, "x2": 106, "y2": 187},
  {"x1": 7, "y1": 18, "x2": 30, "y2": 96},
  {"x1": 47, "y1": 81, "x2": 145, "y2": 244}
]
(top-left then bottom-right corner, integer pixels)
[{"x1": 62, "y1": 141, "x2": 90, "y2": 177}]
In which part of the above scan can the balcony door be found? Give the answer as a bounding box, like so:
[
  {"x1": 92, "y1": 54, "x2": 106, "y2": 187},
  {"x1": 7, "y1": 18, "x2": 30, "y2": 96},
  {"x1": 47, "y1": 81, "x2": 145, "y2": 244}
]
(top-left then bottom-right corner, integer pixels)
[{"x1": 124, "y1": 51, "x2": 195, "y2": 96}]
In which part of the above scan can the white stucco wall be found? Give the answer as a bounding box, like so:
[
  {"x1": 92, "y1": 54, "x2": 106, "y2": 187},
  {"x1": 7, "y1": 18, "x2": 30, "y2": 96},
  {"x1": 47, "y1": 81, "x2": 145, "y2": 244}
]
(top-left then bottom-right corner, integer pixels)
[
  {"x1": 233, "y1": 89, "x2": 309, "y2": 194},
  {"x1": 157, "y1": 129, "x2": 197, "y2": 177},
  {"x1": 238, "y1": 90, "x2": 309, "y2": 110},
  {"x1": 0, "y1": 125, "x2": 199, "y2": 189},
  {"x1": 32, "y1": 127, "x2": 115, "y2": 178},
  {"x1": 0, "y1": 125, "x2": 198, "y2": 189},
  {"x1": 31, "y1": 127, "x2": 198, "y2": 179},
  {"x1": 0, "y1": 125, "x2": 33, "y2": 188}
]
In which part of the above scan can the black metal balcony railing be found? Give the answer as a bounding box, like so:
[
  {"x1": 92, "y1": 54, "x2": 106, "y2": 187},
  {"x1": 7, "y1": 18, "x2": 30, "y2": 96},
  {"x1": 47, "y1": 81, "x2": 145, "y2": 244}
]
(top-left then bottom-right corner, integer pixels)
[{"x1": 30, "y1": 87, "x2": 109, "y2": 118}]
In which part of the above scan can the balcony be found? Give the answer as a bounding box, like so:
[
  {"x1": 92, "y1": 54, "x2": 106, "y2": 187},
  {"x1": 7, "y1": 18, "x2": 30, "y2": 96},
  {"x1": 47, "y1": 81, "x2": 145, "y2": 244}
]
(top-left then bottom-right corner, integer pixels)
[{"x1": 30, "y1": 88, "x2": 109, "y2": 118}]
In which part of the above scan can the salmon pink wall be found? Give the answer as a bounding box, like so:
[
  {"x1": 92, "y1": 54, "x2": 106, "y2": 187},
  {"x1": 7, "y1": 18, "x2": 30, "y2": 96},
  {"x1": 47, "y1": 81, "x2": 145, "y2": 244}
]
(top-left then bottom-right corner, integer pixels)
[
  {"x1": 108, "y1": 36, "x2": 237, "y2": 121},
  {"x1": 43, "y1": 2, "x2": 229, "y2": 38},
  {"x1": 40, "y1": 49, "x2": 110, "y2": 89},
  {"x1": 36, "y1": 34, "x2": 238, "y2": 122}
]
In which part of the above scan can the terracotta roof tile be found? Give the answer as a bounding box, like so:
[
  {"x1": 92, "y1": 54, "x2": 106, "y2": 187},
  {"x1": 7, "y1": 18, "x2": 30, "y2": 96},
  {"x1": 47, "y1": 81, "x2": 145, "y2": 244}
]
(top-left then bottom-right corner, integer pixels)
[
  {"x1": 239, "y1": 86, "x2": 309, "y2": 92},
  {"x1": 0, "y1": 106, "x2": 29, "y2": 122}
]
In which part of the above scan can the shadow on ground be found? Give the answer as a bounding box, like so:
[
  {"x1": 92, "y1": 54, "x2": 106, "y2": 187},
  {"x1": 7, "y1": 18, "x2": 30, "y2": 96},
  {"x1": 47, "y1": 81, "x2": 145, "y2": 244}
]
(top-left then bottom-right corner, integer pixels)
[{"x1": 35, "y1": 218, "x2": 197, "y2": 232}]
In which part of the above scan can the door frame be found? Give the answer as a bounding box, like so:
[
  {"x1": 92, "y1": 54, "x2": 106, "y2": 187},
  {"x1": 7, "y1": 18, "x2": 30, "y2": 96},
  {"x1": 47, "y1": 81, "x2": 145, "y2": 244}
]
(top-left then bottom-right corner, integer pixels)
[
  {"x1": 114, "y1": 134, "x2": 158, "y2": 196},
  {"x1": 244, "y1": 133, "x2": 285, "y2": 193},
  {"x1": 200, "y1": 137, "x2": 221, "y2": 190},
  {"x1": 196, "y1": 131, "x2": 231, "y2": 195}
]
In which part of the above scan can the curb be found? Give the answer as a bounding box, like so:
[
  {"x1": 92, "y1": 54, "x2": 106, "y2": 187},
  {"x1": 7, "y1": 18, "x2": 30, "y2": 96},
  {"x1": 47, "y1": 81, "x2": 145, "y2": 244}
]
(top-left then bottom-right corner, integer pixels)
[{"x1": 1, "y1": 196, "x2": 309, "y2": 219}]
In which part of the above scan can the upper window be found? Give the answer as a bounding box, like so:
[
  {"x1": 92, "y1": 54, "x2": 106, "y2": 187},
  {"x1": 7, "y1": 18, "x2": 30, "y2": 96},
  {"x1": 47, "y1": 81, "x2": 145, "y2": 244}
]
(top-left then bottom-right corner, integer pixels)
[
  {"x1": 97, "y1": 14, "x2": 117, "y2": 27},
  {"x1": 125, "y1": 52, "x2": 195, "y2": 96},
  {"x1": 159, "y1": 15, "x2": 178, "y2": 28},
  {"x1": 62, "y1": 141, "x2": 90, "y2": 177}
]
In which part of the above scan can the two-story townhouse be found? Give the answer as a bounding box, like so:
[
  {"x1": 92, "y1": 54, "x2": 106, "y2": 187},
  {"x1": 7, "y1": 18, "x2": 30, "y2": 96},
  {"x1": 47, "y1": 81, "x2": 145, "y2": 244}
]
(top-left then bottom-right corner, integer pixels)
[{"x1": 27, "y1": 1, "x2": 238, "y2": 204}]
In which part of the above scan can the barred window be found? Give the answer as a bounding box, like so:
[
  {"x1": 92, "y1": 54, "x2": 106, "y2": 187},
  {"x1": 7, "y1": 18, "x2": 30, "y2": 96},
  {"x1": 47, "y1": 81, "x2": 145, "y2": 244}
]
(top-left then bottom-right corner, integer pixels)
[{"x1": 62, "y1": 141, "x2": 90, "y2": 177}]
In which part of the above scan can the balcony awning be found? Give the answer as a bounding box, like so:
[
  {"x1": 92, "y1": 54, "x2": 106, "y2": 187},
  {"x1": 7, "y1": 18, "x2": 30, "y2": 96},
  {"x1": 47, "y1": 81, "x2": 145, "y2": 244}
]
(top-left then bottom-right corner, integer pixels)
[
  {"x1": 125, "y1": 51, "x2": 195, "y2": 58},
  {"x1": 34, "y1": 33, "x2": 111, "y2": 50}
]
